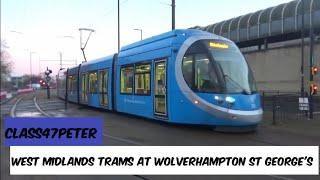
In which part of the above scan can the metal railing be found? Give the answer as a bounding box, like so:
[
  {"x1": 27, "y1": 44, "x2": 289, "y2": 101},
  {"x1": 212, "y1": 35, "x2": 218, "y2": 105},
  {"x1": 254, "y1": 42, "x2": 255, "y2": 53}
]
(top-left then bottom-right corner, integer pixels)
[{"x1": 261, "y1": 91, "x2": 320, "y2": 124}]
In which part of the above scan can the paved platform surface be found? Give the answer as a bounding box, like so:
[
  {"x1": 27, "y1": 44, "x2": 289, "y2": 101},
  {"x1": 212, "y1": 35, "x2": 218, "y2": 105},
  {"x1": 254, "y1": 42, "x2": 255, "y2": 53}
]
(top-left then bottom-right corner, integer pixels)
[{"x1": 1, "y1": 90, "x2": 319, "y2": 180}]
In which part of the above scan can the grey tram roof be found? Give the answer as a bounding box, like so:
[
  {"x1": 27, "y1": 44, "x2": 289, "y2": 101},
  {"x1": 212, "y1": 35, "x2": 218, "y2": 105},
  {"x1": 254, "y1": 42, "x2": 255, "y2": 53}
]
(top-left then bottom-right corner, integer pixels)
[{"x1": 192, "y1": 0, "x2": 320, "y2": 47}]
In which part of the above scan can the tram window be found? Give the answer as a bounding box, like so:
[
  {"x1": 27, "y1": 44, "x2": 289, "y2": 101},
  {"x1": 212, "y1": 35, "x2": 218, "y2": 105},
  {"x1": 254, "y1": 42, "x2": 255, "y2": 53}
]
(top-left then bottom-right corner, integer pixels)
[
  {"x1": 89, "y1": 72, "x2": 98, "y2": 93},
  {"x1": 182, "y1": 53, "x2": 220, "y2": 93},
  {"x1": 68, "y1": 76, "x2": 73, "y2": 91},
  {"x1": 99, "y1": 70, "x2": 108, "y2": 106},
  {"x1": 135, "y1": 64, "x2": 151, "y2": 95},
  {"x1": 182, "y1": 56, "x2": 193, "y2": 88},
  {"x1": 68, "y1": 75, "x2": 76, "y2": 91},
  {"x1": 120, "y1": 66, "x2": 134, "y2": 94},
  {"x1": 99, "y1": 70, "x2": 108, "y2": 94},
  {"x1": 81, "y1": 74, "x2": 85, "y2": 93},
  {"x1": 195, "y1": 54, "x2": 219, "y2": 92}
]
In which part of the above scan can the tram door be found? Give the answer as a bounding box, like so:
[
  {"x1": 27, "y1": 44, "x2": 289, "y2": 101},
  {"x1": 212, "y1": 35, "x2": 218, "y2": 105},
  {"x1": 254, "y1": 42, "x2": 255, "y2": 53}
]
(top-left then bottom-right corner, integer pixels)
[
  {"x1": 154, "y1": 60, "x2": 167, "y2": 116},
  {"x1": 99, "y1": 69, "x2": 108, "y2": 107},
  {"x1": 81, "y1": 73, "x2": 88, "y2": 103}
]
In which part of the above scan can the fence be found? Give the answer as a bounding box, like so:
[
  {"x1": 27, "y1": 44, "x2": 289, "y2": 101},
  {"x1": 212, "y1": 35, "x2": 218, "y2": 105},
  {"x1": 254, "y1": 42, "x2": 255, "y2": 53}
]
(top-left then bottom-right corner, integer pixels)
[{"x1": 261, "y1": 91, "x2": 320, "y2": 124}]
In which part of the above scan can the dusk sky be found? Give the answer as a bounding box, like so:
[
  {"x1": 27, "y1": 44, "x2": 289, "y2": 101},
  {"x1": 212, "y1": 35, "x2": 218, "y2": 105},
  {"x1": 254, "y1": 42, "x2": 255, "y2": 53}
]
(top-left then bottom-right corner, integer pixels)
[{"x1": 1, "y1": 0, "x2": 292, "y2": 76}]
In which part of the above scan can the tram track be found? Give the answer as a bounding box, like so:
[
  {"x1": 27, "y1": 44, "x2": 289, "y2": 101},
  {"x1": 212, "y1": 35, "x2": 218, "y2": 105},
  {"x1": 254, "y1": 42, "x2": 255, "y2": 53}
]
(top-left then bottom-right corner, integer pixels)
[
  {"x1": 9, "y1": 97, "x2": 22, "y2": 117},
  {"x1": 7, "y1": 94, "x2": 51, "y2": 118},
  {"x1": 33, "y1": 96, "x2": 51, "y2": 117}
]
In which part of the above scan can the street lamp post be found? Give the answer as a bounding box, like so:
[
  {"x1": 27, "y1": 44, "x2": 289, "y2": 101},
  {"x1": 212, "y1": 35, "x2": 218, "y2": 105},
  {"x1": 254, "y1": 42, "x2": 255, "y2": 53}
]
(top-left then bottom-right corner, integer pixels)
[
  {"x1": 29, "y1": 52, "x2": 36, "y2": 88},
  {"x1": 9, "y1": 31, "x2": 36, "y2": 87},
  {"x1": 58, "y1": 35, "x2": 76, "y2": 68},
  {"x1": 118, "y1": 0, "x2": 120, "y2": 52},
  {"x1": 172, "y1": 0, "x2": 175, "y2": 30},
  {"x1": 133, "y1": 29, "x2": 143, "y2": 40},
  {"x1": 160, "y1": 0, "x2": 176, "y2": 30}
]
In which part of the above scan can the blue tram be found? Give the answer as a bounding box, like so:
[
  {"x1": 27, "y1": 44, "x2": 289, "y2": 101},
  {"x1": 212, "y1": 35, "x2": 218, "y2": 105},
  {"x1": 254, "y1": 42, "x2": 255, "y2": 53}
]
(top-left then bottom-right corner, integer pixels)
[{"x1": 57, "y1": 29, "x2": 263, "y2": 130}]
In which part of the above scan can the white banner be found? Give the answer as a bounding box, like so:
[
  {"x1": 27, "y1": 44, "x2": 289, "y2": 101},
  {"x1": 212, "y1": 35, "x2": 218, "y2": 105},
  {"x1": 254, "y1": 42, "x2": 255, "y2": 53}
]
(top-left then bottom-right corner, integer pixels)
[{"x1": 10, "y1": 146, "x2": 319, "y2": 175}]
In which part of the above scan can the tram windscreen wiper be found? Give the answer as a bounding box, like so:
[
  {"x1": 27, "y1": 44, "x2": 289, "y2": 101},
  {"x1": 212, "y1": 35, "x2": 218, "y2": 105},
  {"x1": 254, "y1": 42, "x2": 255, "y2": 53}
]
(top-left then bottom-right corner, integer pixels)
[{"x1": 223, "y1": 74, "x2": 251, "y2": 95}]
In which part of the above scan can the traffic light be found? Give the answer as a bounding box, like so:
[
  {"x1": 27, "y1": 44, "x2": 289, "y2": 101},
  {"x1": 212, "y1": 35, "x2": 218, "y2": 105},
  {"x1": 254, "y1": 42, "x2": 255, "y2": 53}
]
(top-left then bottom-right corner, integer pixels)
[
  {"x1": 44, "y1": 67, "x2": 52, "y2": 99},
  {"x1": 311, "y1": 66, "x2": 318, "y2": 76},
  {"x1": 45, "y1": 69, "x2": 52, "y2": 76},
  {"x1": 310, "y1": 83, "x2": 318, "y2": 95}
]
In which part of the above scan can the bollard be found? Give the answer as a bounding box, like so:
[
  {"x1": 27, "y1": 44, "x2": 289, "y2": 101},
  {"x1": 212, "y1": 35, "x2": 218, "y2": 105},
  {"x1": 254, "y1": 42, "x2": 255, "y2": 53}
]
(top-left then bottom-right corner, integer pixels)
[{"x1": 309, "y1": 96, "x2": 313, "y2": 119}]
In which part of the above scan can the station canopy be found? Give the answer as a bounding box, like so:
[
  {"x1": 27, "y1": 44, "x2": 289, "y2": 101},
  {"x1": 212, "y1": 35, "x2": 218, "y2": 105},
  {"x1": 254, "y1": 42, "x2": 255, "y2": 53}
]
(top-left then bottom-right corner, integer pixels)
[{"x1": 192, "y1": 0, "x2": 320, "y2": 47}]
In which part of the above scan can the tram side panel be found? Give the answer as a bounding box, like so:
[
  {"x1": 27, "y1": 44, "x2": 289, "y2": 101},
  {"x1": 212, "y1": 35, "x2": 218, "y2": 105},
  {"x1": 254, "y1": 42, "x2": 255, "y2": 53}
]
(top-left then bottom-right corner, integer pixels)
[
  {"x1": 116, "y1": 47, "x2": 172, "y2": 120},
  {"x1": 166, "y1": 47, "x2": 216, "y2": 125},
  {"x1": 115, "y1": 53, "x2": 153, "y2": 119},
  {"x1": 168, "y1": 37, "x2": 262, "y2": 127},
  {"x1": 78, "y1": 56, "x2": 114, "y2": 110},
  {"x1": 168, "y1": 51, "x2": 232, "y2": 126},
  {"x1": 169, "y1": 69, "x2": 232, "y2": 126},
  {"x1": 167, "y1": 37, "x2": 228, "y2": 126}
]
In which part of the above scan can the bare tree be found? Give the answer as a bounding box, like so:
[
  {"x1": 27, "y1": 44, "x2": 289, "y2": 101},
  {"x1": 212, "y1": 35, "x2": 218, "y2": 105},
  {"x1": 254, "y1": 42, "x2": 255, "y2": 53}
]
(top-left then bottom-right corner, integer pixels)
[{"x1": 1, "y1": 41, "x2": 13, "y2": 90}]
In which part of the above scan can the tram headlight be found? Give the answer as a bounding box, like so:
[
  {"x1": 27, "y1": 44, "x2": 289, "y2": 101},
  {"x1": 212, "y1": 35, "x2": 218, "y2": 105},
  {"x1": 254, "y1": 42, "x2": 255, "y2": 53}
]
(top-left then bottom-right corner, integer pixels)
[
  {"x1": 214, "y1": 95, "x2": 223, "y2": 104},
  {"x1": 225, "y1": 96, "x2": 235, "y2": 104}
]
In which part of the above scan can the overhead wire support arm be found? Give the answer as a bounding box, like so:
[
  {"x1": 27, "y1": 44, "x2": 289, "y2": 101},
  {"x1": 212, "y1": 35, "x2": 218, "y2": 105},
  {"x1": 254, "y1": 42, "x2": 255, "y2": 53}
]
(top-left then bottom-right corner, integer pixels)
[{"x1": 79, "y1": 28, "x2": 95, "y2": 62}]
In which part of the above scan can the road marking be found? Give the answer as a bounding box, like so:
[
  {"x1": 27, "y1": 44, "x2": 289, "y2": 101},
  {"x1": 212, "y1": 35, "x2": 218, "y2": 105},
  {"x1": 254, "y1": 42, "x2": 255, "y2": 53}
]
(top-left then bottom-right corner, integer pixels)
[{"x1": 103, "y1": 133, "x2": 145, "y2": 146}]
